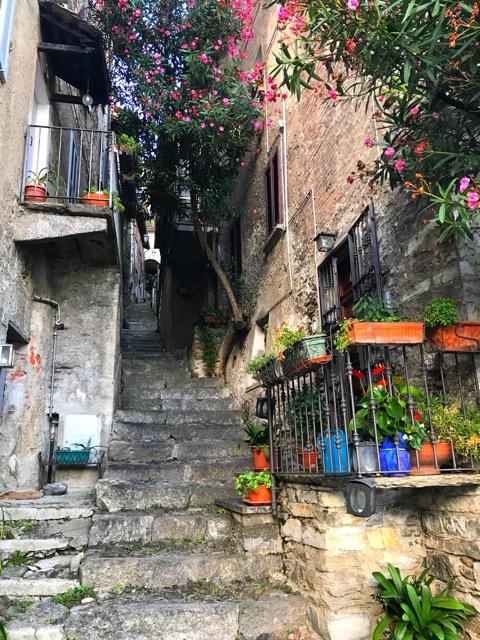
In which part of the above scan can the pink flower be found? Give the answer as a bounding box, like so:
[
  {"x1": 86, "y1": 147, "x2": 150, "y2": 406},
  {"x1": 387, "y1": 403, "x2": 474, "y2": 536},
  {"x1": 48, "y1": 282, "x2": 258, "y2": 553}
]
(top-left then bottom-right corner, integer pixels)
[
  {"x1": 467, "y1": 191, "x2": 479, "y2": 209},
  {"x1": 252, "y1": 209, "x2": 257, "y2": 213},
  {"x1": 347, "y1": 0, "x2": 359, "y2": 8},
  {"x1": 394, "y1": 160, "x2": 405, "y2": 171},
  {"x1": 459, "y1": 176, "x2": 470, "y2": 194},
  {"x1": 410, "y1": 106, "x2": 419, "y2": 115},
  {"x1": 346, "y1": 176, "x2": 354, "y2": 184},
  {"x1": 432, "y1": 112, "x2": 439, "y2": 119},
  {"x1": 384, "y1": 147, "x2": 395, "y2": 157},
  {"x1": 327, "y1": 89, "x2": 337, "y2": 100},
  {"x1": 363, "y1": 137, "x2": 373, "y2": 147},
  {"x1": 219, "y1": 126, "x2": 224, "y2": 131}
]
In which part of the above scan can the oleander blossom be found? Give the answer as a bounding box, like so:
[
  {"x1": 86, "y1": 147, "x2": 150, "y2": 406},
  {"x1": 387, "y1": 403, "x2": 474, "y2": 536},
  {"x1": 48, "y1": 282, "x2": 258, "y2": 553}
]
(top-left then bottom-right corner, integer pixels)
[
  {"x1": 384, "y1": 147, "x2": 395, "y2": 157},
  {"x1": 459, "y1": 176, "x2": 470, "y2": 194},
  {"x1": 467, "y1": 191, "x2": 479, "y2": 209},
  {"x1": 347, "y1": 0, "x2": 359, "y2": 9}
]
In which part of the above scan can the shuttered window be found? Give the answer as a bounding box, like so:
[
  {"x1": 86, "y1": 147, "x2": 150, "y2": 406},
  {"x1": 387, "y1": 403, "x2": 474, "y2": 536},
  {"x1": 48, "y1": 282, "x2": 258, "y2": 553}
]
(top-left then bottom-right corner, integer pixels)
[
  {"x1": 265, "y1": 148, "x2": 283, "y2": 234},
  {"x1": 318, "y1": 204, "x2": 383, "y2": 328},
  {"x1": 0, "y1": 0, "x2": 16, "y2": 83}
]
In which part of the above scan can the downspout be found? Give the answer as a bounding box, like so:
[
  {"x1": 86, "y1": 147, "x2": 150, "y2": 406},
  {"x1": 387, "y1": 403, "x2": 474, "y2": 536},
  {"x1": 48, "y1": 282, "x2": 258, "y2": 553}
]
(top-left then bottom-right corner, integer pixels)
[
  {"x1": 33, "y1": 296, "x2": 67, "y2": 482},
  {"x1": 281, "y1": 91, "x2": 294, "y2": 292}
]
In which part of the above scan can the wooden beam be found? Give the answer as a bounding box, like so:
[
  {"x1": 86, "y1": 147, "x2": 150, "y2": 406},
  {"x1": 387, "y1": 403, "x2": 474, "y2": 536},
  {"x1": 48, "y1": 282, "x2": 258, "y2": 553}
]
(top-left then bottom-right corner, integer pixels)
[{"x1": 38, "y1": 42, "x2": 95, "y2": 55}]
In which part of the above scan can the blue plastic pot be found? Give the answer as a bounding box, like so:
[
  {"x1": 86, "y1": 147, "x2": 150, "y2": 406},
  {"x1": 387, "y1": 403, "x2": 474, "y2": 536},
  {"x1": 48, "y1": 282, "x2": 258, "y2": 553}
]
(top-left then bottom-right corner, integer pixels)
[
  {"x1": 379, "y1": 436, "x2": 410, "y2": 477},
  {"x1": 321, "y1": 430, "x2": 352, "y2": 474}
]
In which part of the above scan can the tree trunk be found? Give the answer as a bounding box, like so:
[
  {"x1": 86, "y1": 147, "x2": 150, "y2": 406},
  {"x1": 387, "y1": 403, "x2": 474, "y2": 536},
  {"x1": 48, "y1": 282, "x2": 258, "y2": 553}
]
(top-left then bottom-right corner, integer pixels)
[
  {"x1": 215, "y1": 320, "x2": 236, "y2": 376},
  {"x1": 190, "y1": 190, "x2": 246, "y2": 331}
]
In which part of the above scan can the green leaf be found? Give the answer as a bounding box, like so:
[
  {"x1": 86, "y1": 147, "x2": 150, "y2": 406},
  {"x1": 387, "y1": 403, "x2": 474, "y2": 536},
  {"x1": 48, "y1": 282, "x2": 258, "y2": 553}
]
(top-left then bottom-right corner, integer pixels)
[{"x1": 373, "y1": 617, "x2": 394, "y2": 640}]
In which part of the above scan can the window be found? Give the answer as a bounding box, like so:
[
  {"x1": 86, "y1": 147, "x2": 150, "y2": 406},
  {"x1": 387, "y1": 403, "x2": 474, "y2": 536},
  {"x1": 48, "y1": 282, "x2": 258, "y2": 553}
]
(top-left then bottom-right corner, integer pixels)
[
  {"x1": 0, "y1": 0, "x2": 16, "y2": 83},
  {"x1": 265, "y1": 147, "x2": 282, "y2": 234},
  {"x1": 318, "y1": 205, "x2": 383, "y2": 328}
]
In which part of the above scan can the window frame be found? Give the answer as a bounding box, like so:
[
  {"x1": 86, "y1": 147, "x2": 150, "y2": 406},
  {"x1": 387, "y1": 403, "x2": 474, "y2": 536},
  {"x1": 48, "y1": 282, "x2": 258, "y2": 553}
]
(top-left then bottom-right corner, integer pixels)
[
  {"x1": 265, "y1": 145, "x2": 283, "y2": 234},
  {"x1": 0, "y1": 0, "x2": 17, "y2": 83}
]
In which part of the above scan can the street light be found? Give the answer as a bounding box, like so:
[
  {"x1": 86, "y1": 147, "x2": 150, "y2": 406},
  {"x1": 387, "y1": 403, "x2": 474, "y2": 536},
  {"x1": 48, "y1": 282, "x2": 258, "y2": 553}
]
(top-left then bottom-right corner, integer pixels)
[{"x1": 314, "y1": 230, "x2": 338, "y2": 252}]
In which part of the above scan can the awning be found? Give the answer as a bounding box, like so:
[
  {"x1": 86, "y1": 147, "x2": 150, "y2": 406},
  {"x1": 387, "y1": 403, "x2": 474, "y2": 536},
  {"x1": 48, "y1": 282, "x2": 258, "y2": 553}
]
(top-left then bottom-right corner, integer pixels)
[{"x1": 39, "y1": 0, "x2": 110, "y2": 106}]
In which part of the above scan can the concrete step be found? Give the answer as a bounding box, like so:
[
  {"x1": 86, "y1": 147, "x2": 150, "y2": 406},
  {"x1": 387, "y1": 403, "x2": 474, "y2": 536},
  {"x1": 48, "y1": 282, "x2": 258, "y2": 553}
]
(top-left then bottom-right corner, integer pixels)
[
  {"x1": 108, "y1": 439, "x2": 247, "y2": 463},
  {"x1": 60, "y1": 596, "x2": 306, "y2": 640},
  {"x1": 112, "y1": 422, "x2": 242, "y2": 442},
  {"x1": 115, "y1": 408, "x2": 242, "y2": 426},
  {"x1": 89, "y1": 511, "x2": 232, "y2": 545},
  {"x1": 96, "y1": 480, "x2": 233, "y2": 511},
  {"x1": 0, "y1": 578, "x2": 79, "y2": 597},
  {"x1": 80, "y1": 552, "x2": 283, "y2": 591},
  {"x1": 104, "y1": 458, "x2": 250, "y2": 483}
]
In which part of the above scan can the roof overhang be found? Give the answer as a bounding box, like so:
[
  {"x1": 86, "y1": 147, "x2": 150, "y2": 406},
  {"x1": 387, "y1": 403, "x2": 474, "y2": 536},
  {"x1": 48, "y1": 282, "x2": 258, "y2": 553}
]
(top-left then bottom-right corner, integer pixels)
[{"x1": 39, "y1": 0, "x2": 110, "y2": 106}]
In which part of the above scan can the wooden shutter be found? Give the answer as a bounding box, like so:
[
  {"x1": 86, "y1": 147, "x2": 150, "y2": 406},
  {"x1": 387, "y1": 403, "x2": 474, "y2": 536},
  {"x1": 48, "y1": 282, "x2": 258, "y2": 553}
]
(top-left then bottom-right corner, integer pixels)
[{"x1": 318, "y1": 256, "x2": 341, "y2": 327}]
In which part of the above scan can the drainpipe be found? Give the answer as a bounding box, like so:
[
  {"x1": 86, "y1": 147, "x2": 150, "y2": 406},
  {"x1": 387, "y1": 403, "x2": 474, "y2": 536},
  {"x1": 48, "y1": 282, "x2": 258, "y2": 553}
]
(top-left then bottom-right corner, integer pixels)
[
  {"x1": 33, "y1": 296, "x2": 67, "y2": 482},
  {"x1": 281, "y1": 92, "x2": 293, "y2": 292}
]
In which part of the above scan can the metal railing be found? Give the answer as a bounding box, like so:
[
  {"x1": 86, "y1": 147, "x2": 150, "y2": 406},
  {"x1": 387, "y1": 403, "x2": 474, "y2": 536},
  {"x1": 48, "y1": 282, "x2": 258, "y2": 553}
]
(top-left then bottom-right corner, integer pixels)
[
  {"x1": 266, "y1": 339, "x2": 480, "y2": 478},
  {"x1": 21, "y1": 124, "x2": 113, "y2": 205}
]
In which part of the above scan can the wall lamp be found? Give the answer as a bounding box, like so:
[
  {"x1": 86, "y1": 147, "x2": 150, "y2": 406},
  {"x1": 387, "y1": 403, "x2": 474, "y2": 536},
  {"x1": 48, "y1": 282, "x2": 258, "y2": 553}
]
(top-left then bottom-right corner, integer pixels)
[
  {"x1": 345, "y1": 478, "x2": 377, "y2": 517},
  {"x1": 143, "y1": 234, "x2": 149, "y2": 245},
  {"x1": 256, "y1": 396, "x2": 276, "y2": 420},
  {"x1": 314, "y1": 230, "x2": 338, "y2": 252},
  {"x1": 0, "y1": 344, "x2": 14, "y2": 367}
]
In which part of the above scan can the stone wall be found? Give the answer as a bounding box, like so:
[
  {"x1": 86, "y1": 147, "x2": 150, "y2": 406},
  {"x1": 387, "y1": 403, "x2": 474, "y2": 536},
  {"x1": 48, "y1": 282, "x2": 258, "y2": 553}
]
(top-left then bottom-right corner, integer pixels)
[{"x1": 277, "y1": 480, "x2": 480, "y2": 640}]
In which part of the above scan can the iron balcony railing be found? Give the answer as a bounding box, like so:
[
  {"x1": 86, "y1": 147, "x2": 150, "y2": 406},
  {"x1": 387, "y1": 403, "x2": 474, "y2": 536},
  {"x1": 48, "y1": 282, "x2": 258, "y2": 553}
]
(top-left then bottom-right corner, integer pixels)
[
  {"x1": 265, "y1": 339, "x2": 480, "y2": 478},
  {"x1": 22, "y1": 124, "x2": 113, "y2": 205}
]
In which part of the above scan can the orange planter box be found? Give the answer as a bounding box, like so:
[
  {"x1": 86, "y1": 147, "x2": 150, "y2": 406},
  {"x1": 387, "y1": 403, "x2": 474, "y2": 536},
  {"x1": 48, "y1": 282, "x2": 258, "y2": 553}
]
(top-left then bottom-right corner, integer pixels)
[
  {"x1": 348, "y1": 322, "x2": 424, "y2": 346},
  {"x1": 81, "y1": 192, "x2": 109, "y2": 206},
  {"x1": 426, "y1": 322, "x2": 480, "y2": 352}
]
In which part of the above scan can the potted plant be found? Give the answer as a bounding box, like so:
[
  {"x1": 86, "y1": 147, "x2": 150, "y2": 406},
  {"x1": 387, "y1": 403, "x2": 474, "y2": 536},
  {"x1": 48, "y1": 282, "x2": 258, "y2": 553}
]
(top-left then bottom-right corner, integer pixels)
[
  {"x1": 246, "y1": 353, "x2": 275, "y2": 382},
  {"x1": 24, "y1": 168, "x2": 65, "y2": 203},
  {"x1": 285, "y1": 386, "x2": 324, "y2": 470},
  {"x1": 423, "y1": 297, "x2": 480, "y2": 352},
  {"x1": 200, "y1": 305, "x2": 222, "y2": 324},
  {"x1": 272, "y1": 322, "x2": 330, "y2": 377},
  {"x1": 409, "y1": 393, "x2": 454, "y2": 475},
  {"x1": 243, "y1": 421, "x2": 270, "y2": 470},
  {"x1": 55, "y1": 442, "x2": 93, "y2": 465},
  {"x1": 81, "y1": 187, "x2": 110, "y2": 206},
  {"x1": 334, "y1": 296, "x2": 424, "y2": 352},
  {"x1": 235, "y1": 470, "x2": 272, "y2": 504},
  {"x1": 372, "y1": 563, "x2": 477, "y2": 640},
  {"x1": 349, "y1": 372, "x2": 426, "y2": 476}
]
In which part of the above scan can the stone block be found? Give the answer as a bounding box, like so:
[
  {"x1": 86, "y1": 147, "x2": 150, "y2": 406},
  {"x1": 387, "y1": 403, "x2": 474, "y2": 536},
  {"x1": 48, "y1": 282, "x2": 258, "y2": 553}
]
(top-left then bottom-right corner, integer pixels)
[
  {"x1": 36, "y1": 627, "x2": 65, "y2": 640},
  {"x1": 0, "y1": 579, "x2": 79, "y2": 597},
  {"x1": 89, "y1": 513, "x2": 154, "y2": 545},
  {"x1": 366, "y1": 527, "x2": 399, "y2": 550},
  {"x1": 281, "y1": 518, "x2": 303, "y2": 543},
  {"x1": 325, "y1": 528, "x2": 364, "y2": 552},
  {"x1": 239, "y1": 594, "x2": 307, "y2": 638},
  {"x1": 4, "y1": 628, "x2": 36, "y2": 640},
  {"x1": 302, "y1": 526, "x2": 325, "y2": 550},
  {"x1": 289, "y1": 503, "x2": 314, "y2": 518},
  {"x1": 327, "y1": 613, "x2": 371, "y2": 640}
]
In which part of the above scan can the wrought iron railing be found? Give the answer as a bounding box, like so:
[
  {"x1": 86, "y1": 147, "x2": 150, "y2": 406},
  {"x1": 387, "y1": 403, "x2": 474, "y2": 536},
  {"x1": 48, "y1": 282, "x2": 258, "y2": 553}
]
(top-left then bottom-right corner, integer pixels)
[
  {"x1": 21, "y1": 124, "x2": 113, "y2": 204},
  {"x1": 266, "y1": 339, "x2": 480, "y2": 478}
]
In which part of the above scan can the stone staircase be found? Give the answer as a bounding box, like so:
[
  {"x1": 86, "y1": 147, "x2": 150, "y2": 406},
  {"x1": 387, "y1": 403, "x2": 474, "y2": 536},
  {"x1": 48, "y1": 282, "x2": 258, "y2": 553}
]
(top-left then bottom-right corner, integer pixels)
[{"x1": 0, "y1": 301, "x2": 307, "y2": 639}]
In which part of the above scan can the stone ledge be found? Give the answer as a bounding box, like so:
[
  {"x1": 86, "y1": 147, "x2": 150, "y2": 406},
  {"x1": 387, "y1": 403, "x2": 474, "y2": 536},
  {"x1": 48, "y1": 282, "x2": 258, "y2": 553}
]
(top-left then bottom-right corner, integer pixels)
[
  {"x1": 275, "y1": 472, "x2": 480, "y2": 490},
  {"x1": 215, "y1": 497, "x2": 273, "y2": 515}
]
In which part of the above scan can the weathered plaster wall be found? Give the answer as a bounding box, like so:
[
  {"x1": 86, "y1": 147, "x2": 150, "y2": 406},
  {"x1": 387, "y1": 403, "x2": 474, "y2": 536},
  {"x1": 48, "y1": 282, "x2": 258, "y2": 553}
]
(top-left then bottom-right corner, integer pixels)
[{"x1": 278, "y1": 481, "x2": 480, "y2": 640}]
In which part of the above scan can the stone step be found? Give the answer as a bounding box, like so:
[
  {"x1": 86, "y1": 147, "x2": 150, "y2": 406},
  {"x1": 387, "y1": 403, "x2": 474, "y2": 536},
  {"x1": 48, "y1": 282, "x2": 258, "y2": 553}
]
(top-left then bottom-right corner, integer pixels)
[
  {"x1": 115, "y1": 408, "x2": 242, "y2": 426},
  {"x1": 89, "y1": 511, "x2": 232, "y2": 545},
  {"x1": 104, "y1": 458, "x2": 250, "y2": 483},
  {"x1": 119, "y1": 397, "x2": 163, "y2": 411},
  {"x1": 161, "y1": 396, "x2": 235, "y2": 411},
  {"x1": 60, "y1": 596, "x2": 306, "y2": 640},
  {"x1": 0, "y1": 578, "x2": 79, "y2": 597},
  {"x1": 108, "y1": 439, "x2": 247, "y2": 463},
  {"x1": 112, "y1": 422, "x2": 242, "y2": 443},
  {"x1": 161, "y1": 386, "x2": 230, "y2": 399},
  {"x1": 0, "y1": 538, "x2": 70, "y2": 558},
  {"x1": 80, "y1": 552, "x2": 283, "y2": 592},
  {"x1": 96, "y1": 480, "x2": 233, "y2": 511}
]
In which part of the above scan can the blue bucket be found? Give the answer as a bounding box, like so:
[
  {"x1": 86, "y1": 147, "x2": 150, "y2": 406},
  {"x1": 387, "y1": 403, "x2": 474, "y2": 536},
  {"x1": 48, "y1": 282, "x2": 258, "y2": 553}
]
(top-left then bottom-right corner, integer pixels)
[
  {"x1": 379, "y1": 436, "x2": 410, "y2": 477},
  {"x1": 320, "y1": 430, "x2": 352, "y2": 474}
]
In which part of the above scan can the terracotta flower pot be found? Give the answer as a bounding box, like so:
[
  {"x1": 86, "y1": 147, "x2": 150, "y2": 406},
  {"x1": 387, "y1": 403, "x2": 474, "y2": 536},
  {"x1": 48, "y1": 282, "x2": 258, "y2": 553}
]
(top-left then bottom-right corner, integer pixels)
[
  {"x1": 81, "y1": 192, "x2": 109, "y2": 206},
  {"x1": 426, "y1": 323, "x2": 480, "y2": 352},
  {"x1": 252, "y1": 446, "x2": 270, "y2": 471},
  {"x1": 409, "y1": 443, "x2": 453, "y2": 475},
  {"x1": 247, "y1": 484, "x2": 271, "y2": 503},
  {"x1": 298, "y1": 450, "x2": 318, "y2": 471},
  {"x1": 348, "y1": 322, "x2": 424, "y2": 345},
  {"x1": 24, "y1": 184, "x2": 47, "y2": 203}
]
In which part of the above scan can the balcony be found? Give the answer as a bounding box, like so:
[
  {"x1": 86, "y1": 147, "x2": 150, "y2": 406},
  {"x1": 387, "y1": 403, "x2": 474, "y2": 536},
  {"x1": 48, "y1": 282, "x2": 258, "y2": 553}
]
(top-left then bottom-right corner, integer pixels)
[
  {"x1": 15, "y1": 125, "x2": 118, "y2": 262},
  {"x1": 263, "y1": 337, "x2": 480, "y2": 486}
]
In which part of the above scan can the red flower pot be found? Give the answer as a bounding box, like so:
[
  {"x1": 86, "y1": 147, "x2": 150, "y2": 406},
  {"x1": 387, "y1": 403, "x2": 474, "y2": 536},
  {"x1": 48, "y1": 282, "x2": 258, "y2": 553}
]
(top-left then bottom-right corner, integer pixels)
[
  {"x1": 348, "y1": 322, "x2": 424, "y2": 345},
  {"x1": 426, "y1": 323, "x2": 480, "y2": 352},
  {"x1": 24, "y1": 184, "x2": 46, "y2": 203},
  {"x1": 252, "y1": 446, "x2": 270, "y2": 471},
  {"x1": 298, "y1": 450, "x2": 318, "y2": 471},
  {"x1": 247, "y1": 484, "x2": 271, "y2": 503},
  {"x1": 409, "y1": 443, "x2": 453, "y2": 475},
  {"x1": 81, "y1": 192, "x2": 109, "y2": 206}
]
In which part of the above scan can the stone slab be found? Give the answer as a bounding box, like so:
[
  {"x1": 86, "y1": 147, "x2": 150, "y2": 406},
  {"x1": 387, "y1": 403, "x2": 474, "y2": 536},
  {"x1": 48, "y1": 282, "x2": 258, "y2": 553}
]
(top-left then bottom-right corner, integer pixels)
[
  {"x1": 238, "y1": 594, "x2": 307, "y2": 639},
  {"x1": 0, "y1": 538, "x2": 69, "y2": 553},
  {"x1": 14, "y1": 213, "x2": 107, "y2": 243},
  {"x1": 0, "y1": 579, "x2": 79, "y2": 596},
  {"x1": 89, "y1": 513, "x2": 154, "y2": 545}
]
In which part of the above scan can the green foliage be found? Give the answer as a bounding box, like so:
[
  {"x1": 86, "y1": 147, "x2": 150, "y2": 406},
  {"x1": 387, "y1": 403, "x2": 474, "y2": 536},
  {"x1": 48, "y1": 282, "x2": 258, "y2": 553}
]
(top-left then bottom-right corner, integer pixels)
[
  {"x1": 243, "y1": 421, "x2": 269, "y2": 457},
  {"x1": 119, "y1": 134, "x2": 142, "y2": 154},
  {"x1": 235, "y1": 470, "x2": 272, "y2": 496},
  {"x1": 0, "y1": 621, "x2": 6, "y2": 640},
  {"x1": 25, "y1": 168, "x2": 65, "y2": 191},
  {"x1": 52, "y1": 586, "x2": 96, "y2": 609},
  {"x1": 270, "y1": 323, "x2": 306, "y2": 355},
  {"x1": 113, "y1": 583, "x2": 124, "y2": 594},
  {"x1": 349, "y1": 381, "x2": 426, "y2": 449},
  {"x1": 0, "y1": 502, "x2": 11, "y2": 542},
  {"x1": 285, "y1": 386, "x2": 325, "y2": 438},
  {"x1": 198, "y1": 326, "x2": 219, "y2": 375},
  {"x1": 372, "y1": 563, "x2": 477, "y2": 640},
  {"x1": 18, "y1": 601, "x2": 33, "y2": 612},
  {"x1": 353, "y1": 296, "x2": 402, "y2": 323},
  {"x1": 333, "y1": 318, "x2": 357, "y2": 353},
  {"x1": 422, "y1": 297, "x2": 459, "y2": 327},
  {"x1": 246, "y1": 353, "x2": 275, "y2": 381},
  {"x1": 273, "y1": 0, "x2": 480, "y2": 244},
  {"x1": 6, "y1": 551, "x2": 34, "y2": 568}
]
